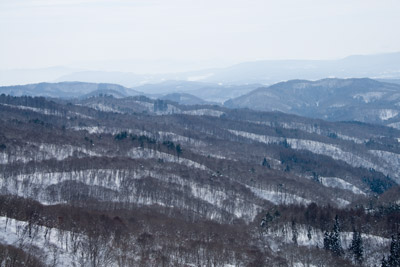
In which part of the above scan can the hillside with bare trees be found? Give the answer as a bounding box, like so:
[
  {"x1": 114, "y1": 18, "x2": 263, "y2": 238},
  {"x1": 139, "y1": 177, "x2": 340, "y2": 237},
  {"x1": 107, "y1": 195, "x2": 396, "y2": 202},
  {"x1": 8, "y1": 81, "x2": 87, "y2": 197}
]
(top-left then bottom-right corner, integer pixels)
[{"x1": 1, "y1": 94, "x2": 400, "y2": 266}]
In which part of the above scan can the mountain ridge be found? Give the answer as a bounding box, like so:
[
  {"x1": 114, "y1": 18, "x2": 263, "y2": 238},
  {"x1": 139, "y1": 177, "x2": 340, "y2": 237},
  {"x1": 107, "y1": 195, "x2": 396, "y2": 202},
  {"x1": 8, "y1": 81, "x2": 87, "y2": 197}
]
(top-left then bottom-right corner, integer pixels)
[
  {"x1": 0, "y1": 81, "x2": 141, "y2": 99},
  {"x1": 224, "y1": 77, "x2": 400, "y2": 127}
]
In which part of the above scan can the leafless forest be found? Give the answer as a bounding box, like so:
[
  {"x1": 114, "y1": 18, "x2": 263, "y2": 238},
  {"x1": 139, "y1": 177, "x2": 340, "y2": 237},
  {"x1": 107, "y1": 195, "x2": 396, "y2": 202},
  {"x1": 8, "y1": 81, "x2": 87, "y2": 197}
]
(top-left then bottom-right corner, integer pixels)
[{"x1": 0, "y1": 94, "x2": 400, "y2": 266}]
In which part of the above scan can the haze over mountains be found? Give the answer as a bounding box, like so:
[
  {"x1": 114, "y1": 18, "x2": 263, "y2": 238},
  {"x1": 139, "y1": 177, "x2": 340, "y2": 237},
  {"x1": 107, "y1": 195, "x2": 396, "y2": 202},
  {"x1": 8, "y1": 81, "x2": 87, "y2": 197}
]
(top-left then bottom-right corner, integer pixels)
[
  {"x1": 50, "y1": 52, "x2": 400, "y2": 85},
  {"x1": 2, "y1": 52, "x2": 400, "y2": 87},
  {"x1": 0, "y1": 82, "x2": 141, "y2": 99}
]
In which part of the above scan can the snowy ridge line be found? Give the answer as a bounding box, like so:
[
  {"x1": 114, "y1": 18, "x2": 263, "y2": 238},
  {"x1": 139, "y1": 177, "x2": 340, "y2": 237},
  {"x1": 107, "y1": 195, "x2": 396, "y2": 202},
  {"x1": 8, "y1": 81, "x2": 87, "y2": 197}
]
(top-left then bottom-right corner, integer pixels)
[
  {"x1": 369, "y1": 149, "x2": 400, "y2": 167},
  {"x1": 368, "y1": 150, "x2": 400, "y2": 184},
  {"x1": 0, "y1": 103, "x2": 63, "y2": 116},
  {"x1": 86, "y1": 103, "x2": 123, "y2": 113},
  {"x1": 378, "y1": 109, "x2": 399, "y2": 121},
  {"x1": 0, "y1": 168, "x2": 259, "y2": 220},
  {"x1": 70, "y1": 125, "x2": 121, "y2": 134},
  {"x1": 0, "y1": 103, "x2": 93, "y2": 120},
  {"x1": 269, "y1": 223, "x2": 390, "y2": 250},
  {"x1": 228, "y1": 129, "x2": 283, "y2": 144},
  {"x1": 0, "y1": 143, "x2": 102, "y2": 164},
  {"x1": 68, "y1": 111, "x2": 94, "y2": 119},
  {"x1": 70, "y1": 126, "x2": 207, "y2": 147},
  {"x1": 248, "y1": 120, "x2": 367, "y2": 144},
  {"x1": 127, "y1": 147, "x2": 209, "y2": 171},
  {"x1": 0, "y1": 168, "x2": 187, "y2": 195},
  {"x1": 182, "y1": 109, "x2": 225, "y2": 117},
  {"x1": 70, "y1": 126, "x2": 155, "y2": 137},
  {"x1": 336, "y1": 198, "x2": 351, "y2": 207},
  {"x1": 228, "y1": 129, "x2": 400, "y2": 183},
  {"x1": 388, "y1": 121, "x2": 400, "y2": 129},
  {"x1": 85, "y1": 100, "x2": 180, "y2": 115},
  {"x1": 1, "y1": 141, "x2": 209, "y2": 172},
  {"x1": 189, "y1": 182, "x2": 261, "y2": 220},
  {"x1": 247, "y1": 186, "x2": 312, "y2": 206},
  {"x1": 1, "y1": 168, "x2": 189, "y2": 196},
  {"x1": 1, "y1": 169, "x2": 135, "y2": 193},
  {"x1": 158, "y1": 131, "x2": 207, "y2": 147},
  {"x1": 195, "y1": 149, "x2": 233, "y2": 160},
  {"x1": 319, "y1": 177, "x2": 366, "y2": 195}
]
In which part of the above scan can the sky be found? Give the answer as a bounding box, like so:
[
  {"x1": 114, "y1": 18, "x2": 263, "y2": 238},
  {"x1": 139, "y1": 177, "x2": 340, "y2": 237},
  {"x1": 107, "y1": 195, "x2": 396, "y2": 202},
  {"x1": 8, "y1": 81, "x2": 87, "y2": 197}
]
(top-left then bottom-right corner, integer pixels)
[{"x1": 1, "y1": 0, "x2": 400, "y2": 73}]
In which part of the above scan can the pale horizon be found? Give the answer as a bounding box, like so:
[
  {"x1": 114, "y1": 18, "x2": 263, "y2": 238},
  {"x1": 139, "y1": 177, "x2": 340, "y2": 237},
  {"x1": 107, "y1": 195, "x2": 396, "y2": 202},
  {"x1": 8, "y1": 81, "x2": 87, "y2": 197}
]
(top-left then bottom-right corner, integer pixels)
[{"x1": 1, "y1": 0, "x2": 400, "y2": 74}]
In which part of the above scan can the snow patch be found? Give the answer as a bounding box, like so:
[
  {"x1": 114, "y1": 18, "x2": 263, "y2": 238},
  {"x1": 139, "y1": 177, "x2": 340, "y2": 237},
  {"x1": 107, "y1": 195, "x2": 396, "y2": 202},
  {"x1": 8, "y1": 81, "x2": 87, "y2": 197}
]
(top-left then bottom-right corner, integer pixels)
[
  {"x1": 353, "y1": 92, "x2": 385, "y2": 103},
  {"x1": 319, "y1": 177, "x2": 366, "y2": 195},
  {"x1": 158, "y1": 131, "x2": 206, "y2": 147},
  {"x1": 248, "y1": 186, "x2": 311, "y2": 205},
  {"x1": 388, "y1": 122, "x2": 400, "y2": 130},
  {"x1": 228, "y1": 129, "x2": 400, "y2": 182},
  {"x1": 336, "y1": 198, "x2": 351, "y2": 207},
  {"x1": 379, "y1": 109, "x2": 399, "y2": 121},
  {"x1": 182, "y1": 109, "x2": 224, "y2": 117},
  {"x1": 127, "y1": 147, "x2": 209, "y2": 171},
  {"x1": 87, "y1": 103, "x2": 123, "y2": 113},
  {"x1": 0, "y1": 103, "x2": 63, "y2": 116},
  {"x1": 0, "y1": 143, "x2": 100, "y2": 164},
  {"x1": 0, "y1": 216, "x2": 75, "y2": 266},
  {"x1": 245, "y1": 123, "x2": 366, "y2": 144}
]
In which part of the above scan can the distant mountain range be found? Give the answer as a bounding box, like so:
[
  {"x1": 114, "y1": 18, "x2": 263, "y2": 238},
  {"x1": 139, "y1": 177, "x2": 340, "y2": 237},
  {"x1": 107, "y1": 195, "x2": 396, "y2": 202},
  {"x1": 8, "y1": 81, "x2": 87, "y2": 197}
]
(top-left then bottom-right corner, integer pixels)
[
  {"x1": 0, "y1": 82, "x2": 141, "y2": 99},
  {"x1": 1, "y1": 52, "x2": 400, "y2": 89},
  {"x1": 0, "y1": 81, "x2": 258, "y2": 105},
  {"x1": 131, "y1": 80, "x2": 260, "y2": 102},
  {"x1": 4, "y1": 79, "x2": 400, "y2": 129},
  {"x1": 52, "y1": 52, "x2": 400, "y2": 86},
  {"x1": 160, "y1": 93, "x2": 213, "y2": 105},
  {"x1": 225, "y1": 78, "x2": 400, "y2": 128},
  {"x1": 200, "y1": 52, "x2": 400, "y2": 84}
]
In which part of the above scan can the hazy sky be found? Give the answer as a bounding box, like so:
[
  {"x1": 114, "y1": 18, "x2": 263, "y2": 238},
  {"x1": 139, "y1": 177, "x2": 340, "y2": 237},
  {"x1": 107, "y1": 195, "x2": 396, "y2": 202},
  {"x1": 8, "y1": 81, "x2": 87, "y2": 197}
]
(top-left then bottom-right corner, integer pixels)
[{"x1": 1, "y1": 0, "x2": 400, "y2": 72}]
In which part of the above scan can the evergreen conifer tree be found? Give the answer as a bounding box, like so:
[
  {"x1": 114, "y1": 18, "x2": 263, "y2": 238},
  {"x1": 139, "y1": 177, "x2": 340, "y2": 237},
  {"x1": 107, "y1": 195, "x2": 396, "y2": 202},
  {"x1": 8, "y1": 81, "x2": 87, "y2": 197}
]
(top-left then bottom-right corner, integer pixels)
[
  {"x1": 349, "y1": 230, "x2": 363, "y2": 264},
  {"x1": 331, "y1": 215, "x2": 343, "y2": 256},
  {"x1": 291, "y1": 220, "x2": 298, "y2": 245},
  {"x1": 323, "y1": 230, "x2": 332, "y2": 251},
  {"x1": 388, "y1": 233, "x2": 400, "y2": 267},
  {"x1": 382, "y1": 256, "x2": 389, "y2": 267},
  {"x1": 307, "y1": 225, "x2": 312, "y2": 241},
  {"x1": 323, "y1": 215, "x2": 343, "y2": 256}
]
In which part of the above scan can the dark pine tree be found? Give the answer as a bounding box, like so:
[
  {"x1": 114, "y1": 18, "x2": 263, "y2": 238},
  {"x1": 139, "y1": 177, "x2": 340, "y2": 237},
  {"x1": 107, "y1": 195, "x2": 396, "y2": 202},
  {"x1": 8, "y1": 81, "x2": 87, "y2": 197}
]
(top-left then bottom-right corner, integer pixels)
[
  {"x1": 176, "y1": 144, "x2": 182, "y2": 160},
  {"x1": 349, "y1": 230, "x2": 363, "y2": 265},
  {"x1": 262, "y1": 157, "x2": 270, "y2": 168},
  {"x1": 291, "y1": 220, "x2": 298, "y2": 245},
  {"x1": 307, "y1": 225, "x2": 312, "y2": 241},
  {"x1": 260, "y1": 212, "x2": 274, "y2": 233},
  {"x1": 388, "y1": 233, "x2": 400, "y2": 267},
  {"x1": 323, "y1": 215, "x2": 343, "y2": 257},
  {"x1": 323, "y1": 230, "x2": 332, "y2": 251},
  {"x1": 331, "y1": 215, "x2": 343, "y2": 256},
  {"x1": 382, "y1": 256, "x2": 389, "y2": 267}
]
